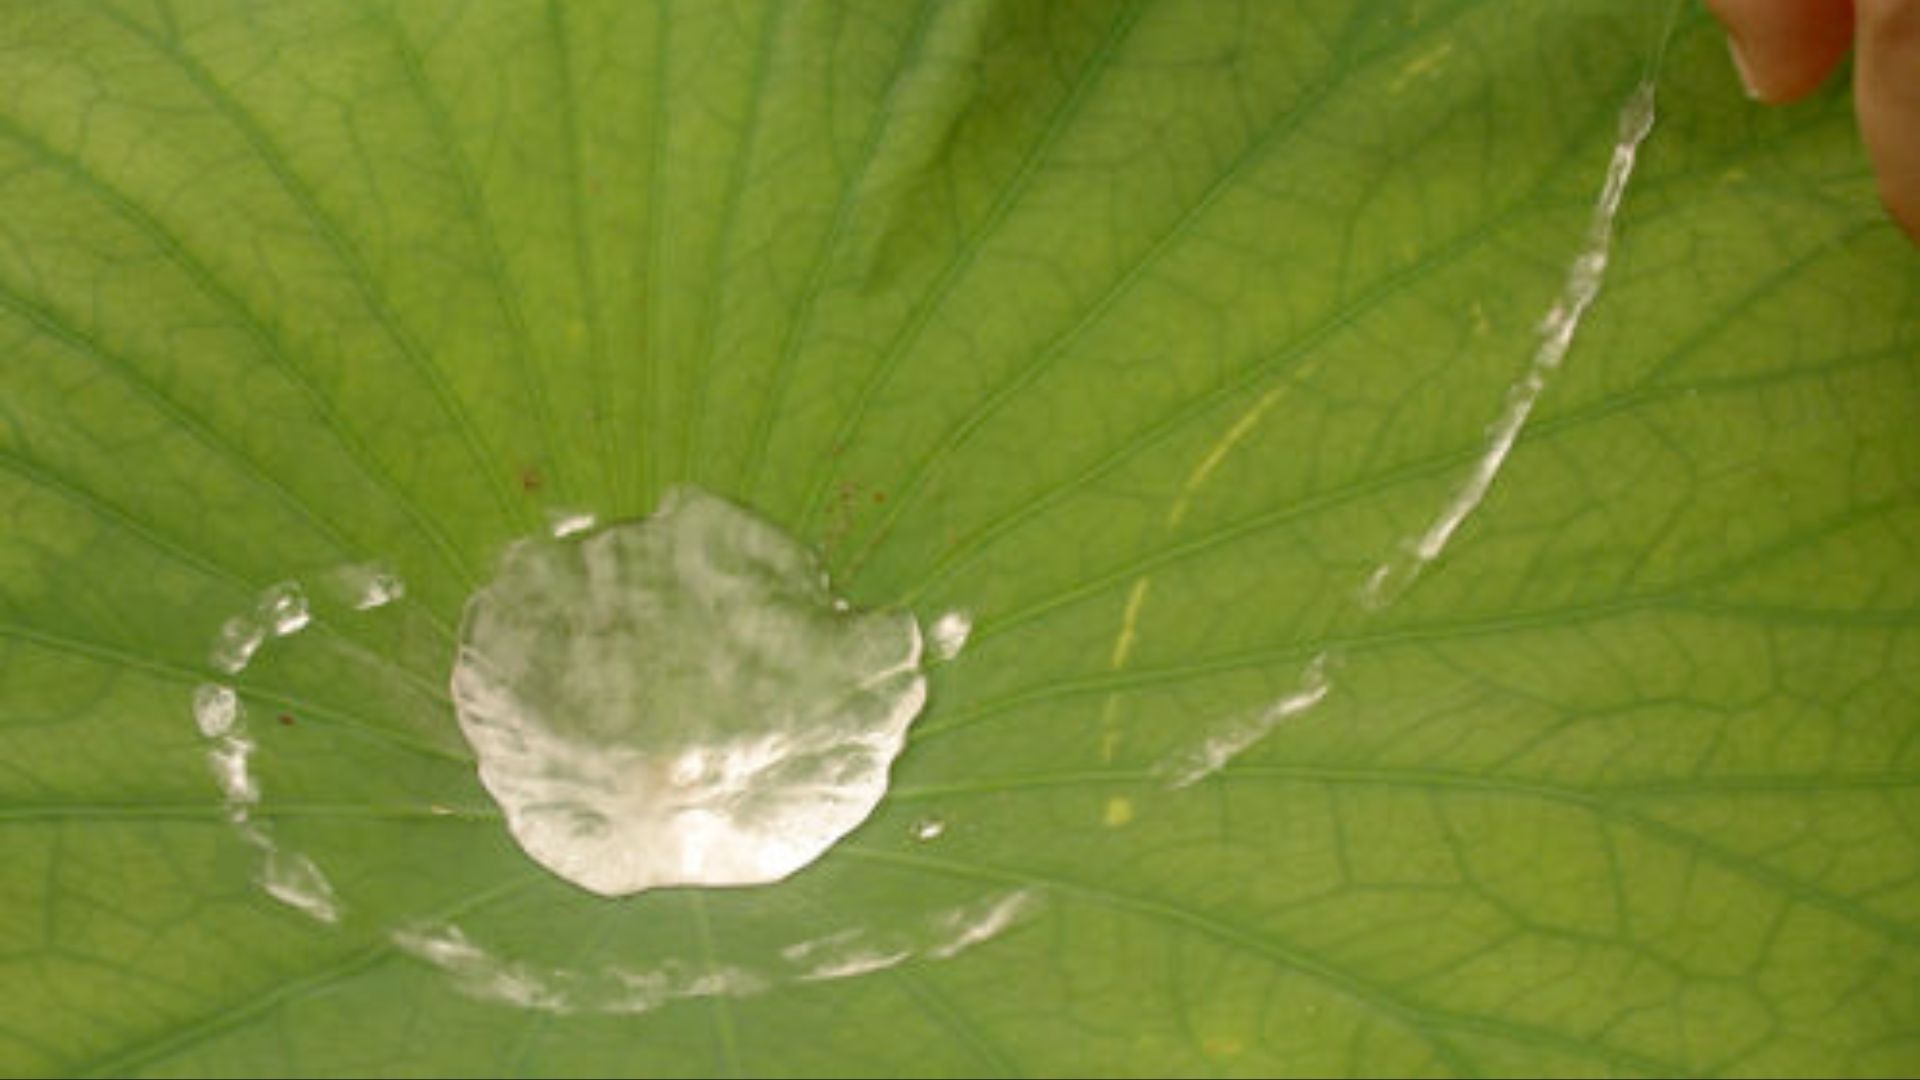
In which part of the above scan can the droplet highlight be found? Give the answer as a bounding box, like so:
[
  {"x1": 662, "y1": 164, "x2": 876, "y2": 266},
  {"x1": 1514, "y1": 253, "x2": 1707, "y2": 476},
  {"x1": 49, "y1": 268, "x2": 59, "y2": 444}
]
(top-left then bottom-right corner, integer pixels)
[{"x1": 546, "y1": 508, "x2": 597, "y2": 538}]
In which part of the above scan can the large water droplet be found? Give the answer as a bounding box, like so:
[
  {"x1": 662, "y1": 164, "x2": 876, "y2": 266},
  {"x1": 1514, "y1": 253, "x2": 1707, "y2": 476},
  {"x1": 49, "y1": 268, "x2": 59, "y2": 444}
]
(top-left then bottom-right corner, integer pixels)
[{"x1": 451, "y1": 486, "x2": 927, "y2": 897}]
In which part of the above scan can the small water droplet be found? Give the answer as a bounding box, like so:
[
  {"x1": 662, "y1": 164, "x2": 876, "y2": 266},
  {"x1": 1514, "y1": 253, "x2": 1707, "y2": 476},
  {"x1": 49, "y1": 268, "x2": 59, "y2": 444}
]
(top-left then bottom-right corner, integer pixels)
[
  {"x1": 927, "y1": 611, "x2": 971, "y2": 662},
  {"x1": 210, "y1": 616, "x2": 265, "y2": 674},
  {"x1": 453, "y1": 485, "x2": 930, "y2": 896},
  {"x1": 259, "y1": 581, "x2": 310, "y2": 637},
  {"x1": 333, "y1": 562, "x2": 406, "y2": 610},
  {"x1": 208, "y1": 736, "x2": 259, "y2": 806},
  {"x1": 192, "y1": 683, "x2": 239, "y2": 738},
  {"x1": 912, "y1": 818, "x2": 946, "y2": 842},
  {"x1": 259, "y1": 847, "x2": 342, "y2": 923}
]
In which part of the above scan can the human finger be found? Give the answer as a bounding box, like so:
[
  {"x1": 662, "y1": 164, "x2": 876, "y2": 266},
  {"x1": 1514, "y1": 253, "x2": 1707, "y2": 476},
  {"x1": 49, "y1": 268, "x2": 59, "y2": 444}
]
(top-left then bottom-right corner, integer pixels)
[
  {"x1": 1705, "y1": 0, "x2": 1856, "y2": 102},
  {"x1": 1854, "y1": 0, "x2": 1920, "y2": 241}
]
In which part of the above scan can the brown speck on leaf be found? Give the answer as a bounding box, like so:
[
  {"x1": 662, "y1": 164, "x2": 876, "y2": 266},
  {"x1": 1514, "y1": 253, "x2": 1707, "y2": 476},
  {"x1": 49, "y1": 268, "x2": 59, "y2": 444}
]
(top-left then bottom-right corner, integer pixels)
[
  {"x1": 519, "y1": 466, "x2": 543, "y2": 494},
  {"x1": 277, "y1": 713, "x2": 295, "y2": 726},
  {"x1": 872, "y1": 491, "x2": 886, "y2": 504}
]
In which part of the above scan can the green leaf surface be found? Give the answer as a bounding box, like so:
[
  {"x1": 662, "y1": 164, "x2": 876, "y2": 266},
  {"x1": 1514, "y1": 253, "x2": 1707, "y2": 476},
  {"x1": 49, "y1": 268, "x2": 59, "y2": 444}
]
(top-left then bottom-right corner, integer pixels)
[{"x1": 4, "y1": 0, "x2": 1919, "y2": 1075}]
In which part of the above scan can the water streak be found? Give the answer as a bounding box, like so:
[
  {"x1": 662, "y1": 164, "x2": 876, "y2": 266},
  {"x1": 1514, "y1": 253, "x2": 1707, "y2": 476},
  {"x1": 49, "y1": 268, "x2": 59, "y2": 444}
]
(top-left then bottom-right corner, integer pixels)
[
  {"x1": 1362, "y1": 80, "x2": 1657, "y2": 609},
  {"x1": 1155, "y1": 655, "x2": 1332, "y2": 789},
  {"x1": 1156, "y1": 77, "x2": 1660, "y2": 785},
  {"x1": 393, "y1": 888, "x2": 1040, "y2": 1014}
]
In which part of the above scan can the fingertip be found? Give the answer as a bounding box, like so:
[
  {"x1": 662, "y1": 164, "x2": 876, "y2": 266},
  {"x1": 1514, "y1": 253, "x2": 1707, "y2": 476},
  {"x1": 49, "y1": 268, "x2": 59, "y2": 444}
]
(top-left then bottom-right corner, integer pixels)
[
  {"x1": 1708, "y1": 0, "x2": 1857, "y2": 103},
  {"x1": 1855, "y1": 0, "x2": 1920, "y2": 245},
  {"x1": 1874, "y1": 160, "x2": 1920, "y2": 247},
  {"x1": 1890, "y1": 204, "x2": 1920, "y2": 247}
]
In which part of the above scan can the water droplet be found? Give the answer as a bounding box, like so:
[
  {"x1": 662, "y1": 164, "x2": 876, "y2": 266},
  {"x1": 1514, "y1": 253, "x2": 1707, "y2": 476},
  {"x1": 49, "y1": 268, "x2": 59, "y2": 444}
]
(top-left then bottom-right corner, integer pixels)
[
  {"x1": 259, "y1": 581, "x2": 310, "y2": 637},
  {"x1": 927, "y1": 611, "x2": 972, "y2": 662},
  {"x1": 208, "y1": 736, "x2": 259, "y2": 806},
  {"x1": 192, "y1": 682, "x2": 239, "y2": 738},
  {"x1": 912, "y1": 818, "x2": 946, "y2": 842},
  {"x1": 452, "y1": 485, "x2": 929, "y2": 896},
  {"x1": 208, "y1": 581, "x2": 311, "y2": 672},
  {"x1": 259, "y1": 847, "x2": 342, "y2": 924},
  {"x1": 210, "y1": 616, "x2": 265, "y2": 674},
  {"x1": 333, "y1": 561, "x2": 406, "y2": 610}
]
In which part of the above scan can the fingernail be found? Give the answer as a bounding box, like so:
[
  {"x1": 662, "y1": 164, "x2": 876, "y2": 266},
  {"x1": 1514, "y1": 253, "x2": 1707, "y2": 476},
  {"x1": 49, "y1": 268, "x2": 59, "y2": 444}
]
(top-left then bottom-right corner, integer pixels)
[{"x1": 1725, "y1": 34, "x2": 1763, "y2": 100}]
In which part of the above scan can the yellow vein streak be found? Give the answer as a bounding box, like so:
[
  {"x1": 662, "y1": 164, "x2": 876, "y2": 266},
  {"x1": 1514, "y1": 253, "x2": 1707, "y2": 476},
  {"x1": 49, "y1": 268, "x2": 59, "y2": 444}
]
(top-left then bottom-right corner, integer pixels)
[{"x1": 1093, "y1": 375, "x2": 1303, "y2": 764}]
